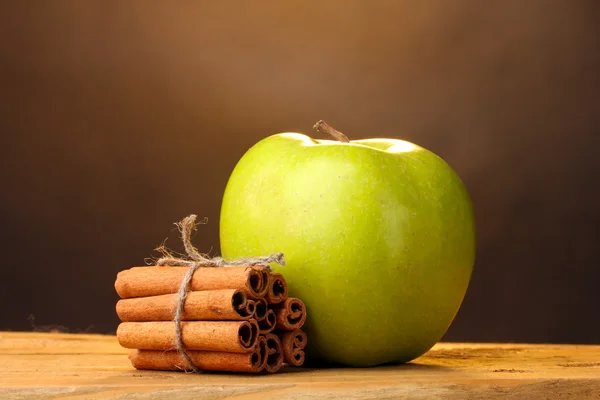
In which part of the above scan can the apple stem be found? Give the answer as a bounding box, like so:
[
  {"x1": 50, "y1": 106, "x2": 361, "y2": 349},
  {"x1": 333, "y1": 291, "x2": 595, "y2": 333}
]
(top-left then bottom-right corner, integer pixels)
[{"x1": 313, "y1": 120, "x2": 350, "y2": 142}]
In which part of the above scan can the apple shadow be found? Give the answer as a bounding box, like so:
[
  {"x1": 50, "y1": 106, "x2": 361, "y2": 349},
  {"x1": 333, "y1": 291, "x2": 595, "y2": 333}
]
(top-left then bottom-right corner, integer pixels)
[
  {"x1": 277, "y1": 359, "x2": 451, "y2": 374},
  {"x1": 374, "y1": 360, "x2": 452, "y2": 371}
]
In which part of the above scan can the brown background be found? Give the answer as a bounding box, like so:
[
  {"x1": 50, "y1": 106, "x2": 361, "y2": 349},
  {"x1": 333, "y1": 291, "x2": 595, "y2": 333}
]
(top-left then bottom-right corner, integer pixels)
[{"x1": 1, "y1": 1, "x2": 599, "y2": 343}]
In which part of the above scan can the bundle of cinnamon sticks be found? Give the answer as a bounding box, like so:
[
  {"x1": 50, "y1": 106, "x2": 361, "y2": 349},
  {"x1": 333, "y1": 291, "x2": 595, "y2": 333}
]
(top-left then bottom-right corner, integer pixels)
[{"x1": 114, "y1": 265, "x2": 307, "y2": 373}]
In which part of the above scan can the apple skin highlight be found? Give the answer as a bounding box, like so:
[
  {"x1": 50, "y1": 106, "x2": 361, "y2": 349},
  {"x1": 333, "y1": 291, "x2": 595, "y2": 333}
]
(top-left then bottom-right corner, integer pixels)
[{"x1": 220, "y1": 132, "x2": 476, "y2": 367}]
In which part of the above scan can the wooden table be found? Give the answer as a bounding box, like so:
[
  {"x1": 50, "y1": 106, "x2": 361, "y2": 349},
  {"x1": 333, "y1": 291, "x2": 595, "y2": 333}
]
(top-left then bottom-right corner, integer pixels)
[{"x1": 1, "y1": 332, "x2": 598, "y2": 399}]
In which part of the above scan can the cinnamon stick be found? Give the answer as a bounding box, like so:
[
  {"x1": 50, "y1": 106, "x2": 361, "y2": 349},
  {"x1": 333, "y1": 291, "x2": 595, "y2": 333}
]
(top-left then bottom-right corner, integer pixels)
[
  {"x1": 128, "y1": 338, "x2": 267, "y2": 373},
  {"x1": 274, "y1": 297, "x2": 307, "y2": 330},
  {"x1": 253, "y1": 298, "x2": 268, "y2": 321},
  {"x1": 256, "y1": 336, "x2": 269, "y2": 371},
  {"x1": 263, "y1": 333, "x2": 284, "y2": 373},
  {"x1": 115, "y1": 266, "x2": 270, "y2": 299},
  {"x1": 117, "y1": 320, "x2": 258, "y2": 352},
  {"x1": 279, "y1": 329, "x2": 307, "y2": 366},
  {"x1": 116, "y1": 289, "x2": 255, "y2": 322},
  {"x1": 265, "y1": 273, "x2": 288, "y2": 304},
  {"x1": 258, "y1": 309, "x2": 277, "y2": 335}
]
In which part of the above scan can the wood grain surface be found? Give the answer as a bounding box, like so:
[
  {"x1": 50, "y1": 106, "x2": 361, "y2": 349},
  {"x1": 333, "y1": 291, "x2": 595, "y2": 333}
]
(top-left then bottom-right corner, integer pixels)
[{"x1": 1, "y1": 331, "x2": 598, "y2": 399}]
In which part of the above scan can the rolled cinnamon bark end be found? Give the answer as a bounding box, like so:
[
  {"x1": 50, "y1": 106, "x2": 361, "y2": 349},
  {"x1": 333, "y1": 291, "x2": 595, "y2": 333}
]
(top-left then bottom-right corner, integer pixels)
[
  {"x1": 253, "y1": 298, "x2": 268, "y2": 321},
  {"x1": 116, "y1": 289, "x2": 254, "y2": 322},
  {"x1": 128, "y1": 347, "x2": 264, "y2": 373},
  {"x1": 279, "y1": 329, "x2": 307, "y2": 367},
  {"x1": 274, "y1": 297, "x2": 307, "y2": 330},
  {"x1": 117, "y1": 320, "x2": 259, "y2": 353},
  {"x1": 115, "y1": 266, "x2": 269, "y2": 299},
  {"x1": 258, "y1": 309, "x2": 277, "y2": 335},
  {"x1": 256, "y1": 336, "x2": 269, "y2": 372},
  {"x1": 253, "y1": 267, "x2": 270, "y2": 298},
  {"x1": 266, "y1": 273, "x2": 288, "y2": 304},
  {"x1": 263, "y1": 333, "x2": 284, "y2": 373},
  {"x1": 243, "y1": 299, "x2": 256, "y2": 319}
]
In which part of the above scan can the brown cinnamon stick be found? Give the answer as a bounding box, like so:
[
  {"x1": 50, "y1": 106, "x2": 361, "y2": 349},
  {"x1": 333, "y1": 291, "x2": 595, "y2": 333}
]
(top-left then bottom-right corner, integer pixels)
[
  {"x1": 116, "y1": 289, "x2": 255, "y2": 322},
  {"x1": 274, "y1": 297, "x2": 307, "y2": 330},
  {"x1": 256, "y1": 336, "x2": 269, "y2": 371},
  {"x1": 117, "y1": 320, "x2": 258, "y2": 352},
  {"x1": 279, "y1": 329, "x2": 307, "y2": 367},
  {"x1": 253, "y1": 298, "x2": 268, "y2": 321},
  {"x1": 265, "y1": 273, "x2": 288, "y2": 304},
  {"x1": 257, "y1": 309, "x2": 277, "y2": 335},
  {"x1": 128, "y1": 339, "x2": 267, "y2": 373},
  {"x1": 263, "y1": 333, "x2": 284, "y2": 373},
  {"x1": 115, "y1": 266, "x2": 270, "y2": 299}
]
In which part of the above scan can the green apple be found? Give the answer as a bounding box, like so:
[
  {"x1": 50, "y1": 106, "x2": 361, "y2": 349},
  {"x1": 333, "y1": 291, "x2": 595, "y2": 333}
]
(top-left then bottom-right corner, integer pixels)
[{"x1": 219, "y1": 122, "x2": 476, "y2": 367}]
